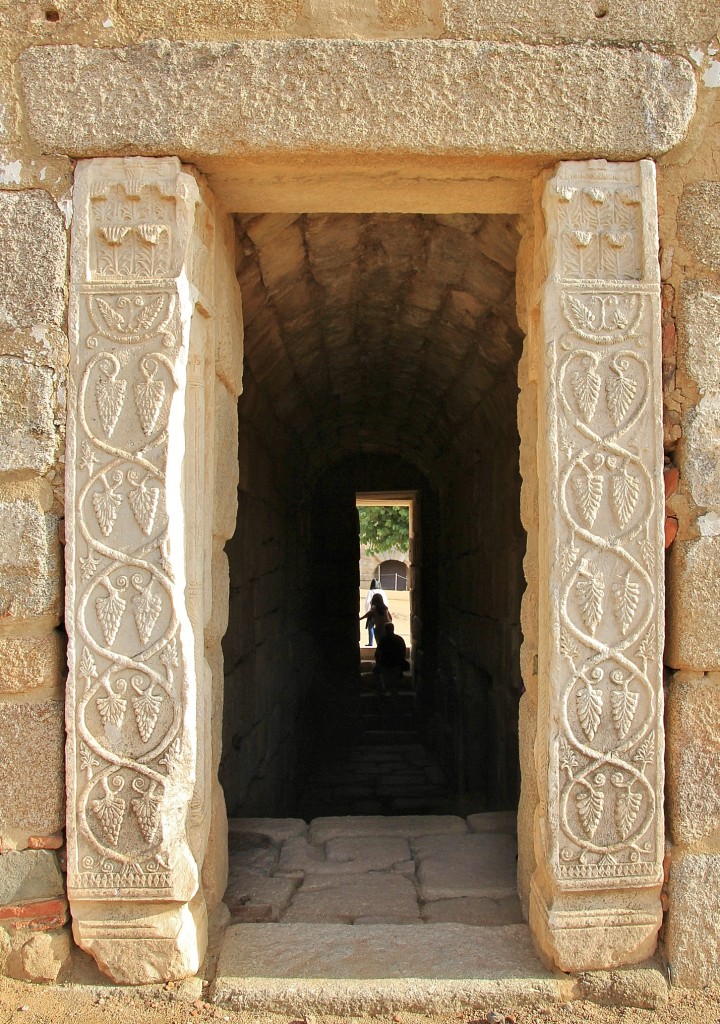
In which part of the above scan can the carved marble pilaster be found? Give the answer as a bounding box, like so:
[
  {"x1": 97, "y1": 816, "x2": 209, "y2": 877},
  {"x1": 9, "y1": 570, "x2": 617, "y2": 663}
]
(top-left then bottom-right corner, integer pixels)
[
  {"x1": 531, "y1": 161, "x2": 665, "y2": 971},
  {"x1": 66, "y1": 158, "x2": 214, "y2": 982}
]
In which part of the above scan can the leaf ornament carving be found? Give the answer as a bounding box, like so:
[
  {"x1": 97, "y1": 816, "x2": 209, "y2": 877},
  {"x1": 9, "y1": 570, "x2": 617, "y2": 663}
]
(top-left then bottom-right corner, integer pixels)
[
  {"x1": 131, "y1": 676, "x2": 163, "y2": 742},
  {"x1": 158, "y1": 737, "x2": 181, "y2": 774},
  {"x1": 606, "y1": 360, "x2": 638, "y2": 427},
  {"x1": 612, "y1": 572, "x2": 640, "y2": 636},
  {"x1": 131, "y1": 576, "x2": 162, "y2": 645},
  {"x1": 572, "y1": 470, "x2": 603, "y2": 528},
  {"x1": 78, "y1": 647, "x2": 98, "y2": 689},
  {"x1": 96, "y1": 680, "x2": 127, "y2": 730},
  {"x1": 133, "y1": 295, "x2": 165, "y2": 334},
  {"x1": 92, "y1": 473, "x2": 123, "y2": 537},
  {"x1": 134, "y1": 358, "x2": 166, "y2": 436},
  {"x1": 131, "y1": 779, "x2": 162, "y2": 845},
  {"x1": 79, "y1": 742, "x2": 100, "y2": 779},
  {"x1": 568, "y1": 294, "x2": 596, "y2": 331},
  {"x1": 80, "y1": 550, "x2": 101, "y2": 582},
  {"x1": 613, "y1": 779, "x2": 642, "y2": 840},
  {"x1": 127, "y1": 473, "x2": 160, "y2": 536},
  {"x1": 561, "y1": 540, "x2": 580, "y2": 575},
  {"x1": 95, "y1": 297, "x2": 128, "y2": 334},
  {"x1": 576, "y1": 560, "x2": 605, "y2": 635},
  {"x1": 576, "y1": 678, "x2": 603, "y2": 741},
  {"x1": 632, "y1": 732, "x2": 654, "y2": 769},
  {"x1": 95, "y1": 369, "x2": 127, "y2": 437},
  {"x1": 610, "y1": 464, "x2": 640, "y2": 528},
  {"x1": 95, "y1": 577, "x2": 127, "y2": 646},
  {"x1": 91, "y1": 777, "x2": 126, "y2": 846},
  {"x1": 559, "y1": 737, "x2": 579, "y2": 778},
  {"x1": 559, "y1": 630, "x2": 579, "y2": 663},
  {"x1": 571, "y1": 359, "x2": 601, "y2": 421},
  {"x1": 636, "y1": 624, "x2": 656, "y2": 666},
  {"x1": 576, "y1": 778, "x2": 605, "y2": 838},
  {"x1": 609, "y1": 671, "x2": 638, "y2": 738},
  {"x1": 639, "y1": 536, "x2": 655, "y2": 573}
]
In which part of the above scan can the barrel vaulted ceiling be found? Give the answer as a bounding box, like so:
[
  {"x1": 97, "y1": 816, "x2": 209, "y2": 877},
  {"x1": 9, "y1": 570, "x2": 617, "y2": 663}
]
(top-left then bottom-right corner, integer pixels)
[{"x1": 233, "y1": 213, "x2": 523, "y2": 477}]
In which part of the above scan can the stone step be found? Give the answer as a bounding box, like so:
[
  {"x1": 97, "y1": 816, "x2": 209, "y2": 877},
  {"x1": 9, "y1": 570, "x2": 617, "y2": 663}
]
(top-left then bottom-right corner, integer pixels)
[{"x1": 212, "y1": 922, "x2": 571, "y2": 1014}]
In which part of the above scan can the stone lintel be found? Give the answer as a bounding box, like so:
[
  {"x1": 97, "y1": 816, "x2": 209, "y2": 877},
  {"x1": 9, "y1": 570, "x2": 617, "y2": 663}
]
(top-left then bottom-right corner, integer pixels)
[{"x1": 19, "y1": 41, "x2": 696, "y2": 167}]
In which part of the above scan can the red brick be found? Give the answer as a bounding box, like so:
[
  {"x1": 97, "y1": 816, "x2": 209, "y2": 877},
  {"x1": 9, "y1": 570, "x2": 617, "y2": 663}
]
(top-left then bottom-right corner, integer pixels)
[
  {"x1": 664, "y1": 465, "x2": 680, "y2": 498},
  {"x1": 28, "y1": 835, "x2": 63, "y2": 850},
  {"x1": 0, "y1": 897, "x2": 68, "y2": 930},
  {"x1": 662, "y1": 321, "x2": 676, "y2": 358},
  {"x1": 665, "y1": 516, "x2": 679, "y2": 549}
]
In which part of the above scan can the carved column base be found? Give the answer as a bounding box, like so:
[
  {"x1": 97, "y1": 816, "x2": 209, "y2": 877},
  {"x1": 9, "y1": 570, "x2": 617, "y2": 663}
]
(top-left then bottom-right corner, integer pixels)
[
  {"x1": 71, "y1": 894, "x2": 208, "y2": 984},
  {"x1": 530, "y1": 870, "x2": 661, "y2": 973}
]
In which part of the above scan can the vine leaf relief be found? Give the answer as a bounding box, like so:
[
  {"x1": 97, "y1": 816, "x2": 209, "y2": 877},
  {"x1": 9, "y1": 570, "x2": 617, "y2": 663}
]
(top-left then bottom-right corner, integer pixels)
[
  {"x1": 637, "y1": 624, "x2": 656, "y2": 667},
  {"x1": 633, "y1": 732, "x2": 655, "y2": 769},
  {"x1": 78, "y1": 647, "x2": 98, "y2": 690},
  {"x1": 606, "y1": 359, "x2": 638, "y2": 426},
  {"x1": 559, "y1": 737, "x2": 579, "y2": 777},
  {"x1": 79, "y1": 742, "x2": 100, "y2": 780},
  {"x1": 91, "y1": 777, "x2": 126, "y2": 847},
  {"x1": 577, "y1": 677, "x2": 603, "y2": 741},
  {"x1": 610, "y1": 464, "x2": 640, "y2": 527},
  {"x1": 576, "y1": 559, "x2": 605, "y2": 635},
  {"x1": 573, "y1": 469, "x2": 603, "y2": 528},
  {"x1": 612, "y1": 774, "x2": 643, "y2": 840},
  {"x1": 572, "y1": 358, "x2": 601, "y2": 420},
  {"x1": 559, "y1": 630, "x2": 579, "y2": 663},
  {"x1": 612, "y1": 572, "x2": 640, "y2": 636},
  {"x1": 95, "y1": 369, "x2": 127, "y2": 438},
  {"x1": 576, "y1": 777, "x2": 605, "y2": 838},
  {"x1": 609, "y1": 671, "x2": 638, "y2": 738},
  {"x1": 561, "y1": 539, "x2": 580, "y2": 575}
]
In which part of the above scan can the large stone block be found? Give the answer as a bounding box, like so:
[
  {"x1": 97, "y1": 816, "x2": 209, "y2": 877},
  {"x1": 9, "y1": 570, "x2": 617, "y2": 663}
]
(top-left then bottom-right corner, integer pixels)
[
  {"x1": 666, "y1": 671, "x2": 720, "y2": 846},
  {"x1": 0, "y1": 493, "x2": 61, "y2": 625},
  {"x1": 0, "y1": 358, "x2": 57, "y2": 474},
  {"x1": 677, "y1": 282, "x2": 720, "y2": 397},
  {"x1": 667, "y1": 538, "x2": 720, "y2": 670},
  {"x1": 0, "y1": 632, "x2": 66, "y2": 694},
  {"x1": 0, "y1": 191, "x2": 67, "y2": 330},
  {"x1": 0, "y1": 700, "x2": 65, "y2": 842},
  {"x1": 665, "y1": 850, "x2": 720, "y2": 987},
  {"x1": 20, "y1": 42, "x2": 695, "y2": 162},
  {"x1": 678, "y1": 182, "x2": 720, "y2": 275},
  {"x1": 679, "y1": 395, "x2": 720, "y2": 510},
  {"x1": 0, "y1": 850, "x2": 64, "y2": 905}
]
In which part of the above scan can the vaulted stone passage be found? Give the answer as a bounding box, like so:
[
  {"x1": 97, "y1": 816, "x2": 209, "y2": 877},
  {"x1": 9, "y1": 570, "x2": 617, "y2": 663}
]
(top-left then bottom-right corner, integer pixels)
[{"x1": 220, "y1": 213, "x2": 526, "y2": 817}]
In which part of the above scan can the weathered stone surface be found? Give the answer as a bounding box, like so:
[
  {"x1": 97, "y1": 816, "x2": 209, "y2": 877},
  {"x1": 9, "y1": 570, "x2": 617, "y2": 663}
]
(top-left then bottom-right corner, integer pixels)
[
  {"x1": 228, "y1": 818, "x2": 307, "y2": 844},
  {"x1": 0, "y1": 632, "x2": 66, "y2": 694},
  {"x1": 0, "y1": 850, "x2": 64, "y2": 904},
  {"x1": 20, "y1": 42, "x2": 695, "y2": 162},
  {"x1": 467, "y1": 811, "x2": 517, "y2": 835},
  {"x1": 0, "y1": 495, "x2": 61, "y2": 625},
  {"x1": 213, "y1": 923, "x2": 571, "y2": 1012},
  {"x1": 282, "y1": 872, "x2": 420, "y2": 923},
  {"x1": 575, "y1": 960, "x2": 668, "y2": 1010},
  {"x1": 677, "y1": 282, "x2": 720, "y2": 398},
  {"x1": 213, "y1": 380, "x2": 239, "y2": 540},
  {"x1": 0, "y1": 359, "x2": 56, "y2": 474},
  {"x1": 308, "y1": 815, "x2": 468, "y2": 843},
  {"x1": 201, "y1": 781, "x2": 229, "y2": 913},
  {"x1": 224, "y1": 869, "x2": 297, "y2": 922},
  {"x1": 665, "y1": 851, "x2": 720, "y2": 988},
  {"x1": 0, "y1": 701, "x2": 64, "y2": 840},
  {"x1": 666, "y1": 671, "x2": 720, "y2": 846},
  {"x1": 422, "y1": 895, "x2": 524, "y2": 925},
  {"x1": 667, "y1": 539, "x2": 720, "y2": 670},
  {"x1": 0, "y1": 191, "x2": 66, "y2": 330},
  {"x1": 415, "y1": 834, "x2": 517, "y2": 901},
  {"x1": 443, "y1": 0, "x2": 720, "y2": 45},
  {"x1": 678, "y1": 182, "x2": 720, "y2": 275},
  {"x1": 16, "y1": 928, "x2": 72, "y2": 983},
  {"x1": 277, "y1": 835, "x2": 412, "y2": 876},
  {"x1": 680, "y1": 396, "x2": 720, "y2": 510}
]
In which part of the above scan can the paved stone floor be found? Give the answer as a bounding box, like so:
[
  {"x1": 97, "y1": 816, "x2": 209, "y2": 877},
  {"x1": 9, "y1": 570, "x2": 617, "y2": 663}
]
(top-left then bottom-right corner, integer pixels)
[{"x1": 224, "y1": 812, "x2": 523, "y2": 926}]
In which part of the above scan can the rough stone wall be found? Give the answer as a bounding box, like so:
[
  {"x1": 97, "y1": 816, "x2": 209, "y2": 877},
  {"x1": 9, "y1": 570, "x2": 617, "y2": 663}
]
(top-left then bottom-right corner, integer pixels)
[
  {"x1": 434, "y1": 389, "x2": 525, "y2": 808},
  {"x1": 655, "y1": 61, "x2": 720, "y2": 987}
]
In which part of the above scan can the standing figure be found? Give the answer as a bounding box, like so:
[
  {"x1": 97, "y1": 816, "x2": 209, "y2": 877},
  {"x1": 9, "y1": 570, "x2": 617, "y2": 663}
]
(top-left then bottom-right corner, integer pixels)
[
  {"x1": 374, "y1": 623, "x2": 407, "y2": 704},
  {"x1": 363, "y1": 579, "x2": 387, "y2": 646},
  {"x1": 360, "y1": 591, "x2": 391, "y2": 648}
]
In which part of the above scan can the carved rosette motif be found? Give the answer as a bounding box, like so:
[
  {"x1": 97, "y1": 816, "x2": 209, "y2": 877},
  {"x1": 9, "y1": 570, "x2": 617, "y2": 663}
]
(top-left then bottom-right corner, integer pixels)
[
  {"x1": 542, "y1": 162, "x2": 664, "y2": 892},
  {"x1": 67, "y1": 159, "x2": 209, "y2": 901}
]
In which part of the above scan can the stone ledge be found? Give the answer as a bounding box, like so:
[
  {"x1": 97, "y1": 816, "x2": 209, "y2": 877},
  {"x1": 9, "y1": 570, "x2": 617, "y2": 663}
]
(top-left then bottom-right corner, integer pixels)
[{"x1": 19, "y1": 41, "x2": 696, "y2": 164}]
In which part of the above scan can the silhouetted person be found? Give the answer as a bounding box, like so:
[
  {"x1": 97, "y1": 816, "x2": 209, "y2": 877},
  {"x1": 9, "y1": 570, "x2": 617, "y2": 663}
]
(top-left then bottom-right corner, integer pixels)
[
  {"x1": 363, "y1": 579, "x2": 387, "y2": 646},
  {"x1": 374, "y1": 622, "x2": 407, "y2": 703}
]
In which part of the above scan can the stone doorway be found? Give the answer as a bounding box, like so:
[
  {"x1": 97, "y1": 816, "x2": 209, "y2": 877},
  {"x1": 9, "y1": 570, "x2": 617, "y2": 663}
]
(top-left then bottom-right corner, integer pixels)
[{"x1": 64, "y1": 156, "x2": 666, "y2": 986}]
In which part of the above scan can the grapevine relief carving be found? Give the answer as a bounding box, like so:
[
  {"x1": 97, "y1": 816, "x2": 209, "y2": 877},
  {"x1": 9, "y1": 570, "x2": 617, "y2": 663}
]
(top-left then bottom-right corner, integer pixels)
[
  {"x1": 546, "y1": 164, "x2": 663, "y2": 887},
  {"x1": 67, "y1": 161, "x2": 210, "y2": 899}
]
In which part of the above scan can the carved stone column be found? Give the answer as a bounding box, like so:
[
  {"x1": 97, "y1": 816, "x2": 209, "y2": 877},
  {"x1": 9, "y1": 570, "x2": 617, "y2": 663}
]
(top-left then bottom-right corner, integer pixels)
[
  {"x1": 66, "y1": 158, "x2": 215, "y2": 982},
  {"x1": 530, "y1": 160, "x2": 665, "y2": 971}
]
